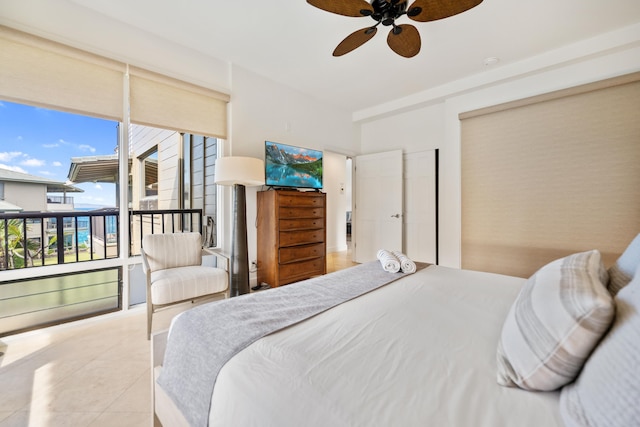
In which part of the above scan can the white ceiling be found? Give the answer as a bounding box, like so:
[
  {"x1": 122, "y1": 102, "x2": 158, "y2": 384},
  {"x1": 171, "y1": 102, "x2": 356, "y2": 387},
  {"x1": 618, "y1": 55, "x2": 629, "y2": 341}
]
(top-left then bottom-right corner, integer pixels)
[{"x1": 3, "y1": 0, "x2": 640, "y2": 113}]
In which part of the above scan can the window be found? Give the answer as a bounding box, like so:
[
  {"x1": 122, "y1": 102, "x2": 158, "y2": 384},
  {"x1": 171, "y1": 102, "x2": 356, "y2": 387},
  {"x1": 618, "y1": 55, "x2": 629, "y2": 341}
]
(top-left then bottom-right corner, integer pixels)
[
  {"x1": 139, "y1": 148, "x2": 159, "y2": 209},
  {"x1": 183, "y1": 133, "x2": 219, "y2": 247},
  {"x1": 182, "y1": 133, "x2": 218, "y2": 214},
  {"x1": 0, "y1": 26, "x2": 229, "y2": 331}
]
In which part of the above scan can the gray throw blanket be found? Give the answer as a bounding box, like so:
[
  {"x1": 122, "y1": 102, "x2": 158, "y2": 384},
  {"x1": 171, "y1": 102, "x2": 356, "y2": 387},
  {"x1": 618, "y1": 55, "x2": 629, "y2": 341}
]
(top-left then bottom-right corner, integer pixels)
[{"x1": 157, "y1": 261, "x2": 428, "y2": 426}]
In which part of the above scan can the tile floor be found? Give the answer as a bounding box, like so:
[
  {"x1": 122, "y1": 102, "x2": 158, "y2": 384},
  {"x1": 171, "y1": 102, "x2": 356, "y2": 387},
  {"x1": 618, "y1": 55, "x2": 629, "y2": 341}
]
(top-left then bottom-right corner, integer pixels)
[{"x1": 0, "y1": 247, "x2": 356, "y2": 427}]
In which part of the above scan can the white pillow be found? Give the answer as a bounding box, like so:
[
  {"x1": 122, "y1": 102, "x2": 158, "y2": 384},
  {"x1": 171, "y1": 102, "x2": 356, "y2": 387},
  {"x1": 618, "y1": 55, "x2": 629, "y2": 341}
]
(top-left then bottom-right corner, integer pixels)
[
  {"x1": 608, "y1": 233, "x2": 640, "y2": 296},
  {"x1": 560, "y1": 264, "x2": 640, "y2": 427},
  {"x1": 496, "y1": 250, "x2": 614, "y2": 391}
]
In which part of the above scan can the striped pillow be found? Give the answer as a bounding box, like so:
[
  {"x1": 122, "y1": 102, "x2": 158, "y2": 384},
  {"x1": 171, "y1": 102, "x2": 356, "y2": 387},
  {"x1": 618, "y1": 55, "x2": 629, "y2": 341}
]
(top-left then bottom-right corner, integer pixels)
[
  {"x1": 607, "y1": 233, "x2": 640, "y2": 296},
  {"x1": 560, "y1": 264, "x2": 640, "y2": 427},
  {"x1": 496, "y1": 250, "x2": 614, "y2": 391}
]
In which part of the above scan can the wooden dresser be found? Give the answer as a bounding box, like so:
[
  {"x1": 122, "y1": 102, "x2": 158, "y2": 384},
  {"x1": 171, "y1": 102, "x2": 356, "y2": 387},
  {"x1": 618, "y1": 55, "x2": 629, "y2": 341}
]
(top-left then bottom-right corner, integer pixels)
[{"x1": 257, "y1": 189, "x2": 326, "y2": 287}]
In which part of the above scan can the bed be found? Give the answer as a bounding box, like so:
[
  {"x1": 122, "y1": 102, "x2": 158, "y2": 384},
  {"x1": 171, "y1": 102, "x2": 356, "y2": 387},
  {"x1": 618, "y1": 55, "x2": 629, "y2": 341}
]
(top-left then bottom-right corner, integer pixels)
[{"x1": 151, "y1": 240, "x2": 640, "y2": 427}]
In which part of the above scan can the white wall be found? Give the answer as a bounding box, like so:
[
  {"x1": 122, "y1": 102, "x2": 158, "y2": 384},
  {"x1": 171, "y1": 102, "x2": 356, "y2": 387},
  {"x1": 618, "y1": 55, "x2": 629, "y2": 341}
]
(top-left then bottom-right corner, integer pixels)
[
  {"x1": 5, "y1": 182, "x2": 47, "y2": 211},
  {"x1": 226, "y1": 65, "x2": 355, "y2": 281},
  {"x1": 360, "y1": 103, "x2": 445, "y2": 155},
  {"x1": 323, "y1": 151, "x2": 348, "y2": 253},
  {"x1": 357, "y1": 26, "x2": 640, "y2": 268}
]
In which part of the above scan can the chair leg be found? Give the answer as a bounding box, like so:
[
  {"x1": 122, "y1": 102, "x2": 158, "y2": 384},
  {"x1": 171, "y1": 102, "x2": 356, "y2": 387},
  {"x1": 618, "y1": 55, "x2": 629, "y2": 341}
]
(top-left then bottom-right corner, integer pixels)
[{"x1": 147, "y1": 303, "x2": 153, "y2": 340}]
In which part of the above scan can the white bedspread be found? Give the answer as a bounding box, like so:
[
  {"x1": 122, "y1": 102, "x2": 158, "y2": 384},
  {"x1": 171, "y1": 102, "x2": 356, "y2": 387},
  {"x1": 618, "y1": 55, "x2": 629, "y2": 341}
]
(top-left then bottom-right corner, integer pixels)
[{"x1": 208, "y1": 266, "x2": 563, "y2": 426}]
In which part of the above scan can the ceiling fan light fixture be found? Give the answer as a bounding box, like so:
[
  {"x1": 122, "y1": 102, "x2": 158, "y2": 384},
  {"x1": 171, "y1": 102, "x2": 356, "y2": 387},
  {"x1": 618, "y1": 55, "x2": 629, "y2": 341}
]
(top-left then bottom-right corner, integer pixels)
[
  {"x1": 407, "y1": 6, "x2": 422, "y2": 17},
  {"x1": 308, "y1": 0, "x2": 484, "y2": 57}
]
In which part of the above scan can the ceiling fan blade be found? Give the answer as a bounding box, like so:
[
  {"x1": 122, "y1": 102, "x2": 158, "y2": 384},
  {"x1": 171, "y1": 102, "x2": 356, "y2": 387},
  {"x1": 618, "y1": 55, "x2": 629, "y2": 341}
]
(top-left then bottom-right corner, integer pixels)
[
  {"x1": 307, "y1": 0, "x2": 374, "y2": 17},
  {"x1": 333, "y1": 27, "x2": 378, "y2": 56},
  {"x1": 387, "y1": 24, "x2": 421, "y2": 58},
  {"x1": 407, "y1": 0, "x2": 483, "y2": 22}
]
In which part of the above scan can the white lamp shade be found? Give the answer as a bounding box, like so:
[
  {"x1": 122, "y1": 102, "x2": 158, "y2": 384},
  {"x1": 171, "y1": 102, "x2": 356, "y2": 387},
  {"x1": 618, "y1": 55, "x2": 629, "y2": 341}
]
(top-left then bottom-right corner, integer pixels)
[{"x1": 214, "y1": 156, "x2": 265, "y2": 186}]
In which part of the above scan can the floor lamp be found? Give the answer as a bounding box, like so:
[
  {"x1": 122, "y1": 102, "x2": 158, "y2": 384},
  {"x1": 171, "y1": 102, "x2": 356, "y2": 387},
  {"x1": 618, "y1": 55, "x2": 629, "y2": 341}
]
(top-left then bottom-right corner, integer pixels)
[{"x1": 214, "y1": 156, "x2": 264, "y2": 297}]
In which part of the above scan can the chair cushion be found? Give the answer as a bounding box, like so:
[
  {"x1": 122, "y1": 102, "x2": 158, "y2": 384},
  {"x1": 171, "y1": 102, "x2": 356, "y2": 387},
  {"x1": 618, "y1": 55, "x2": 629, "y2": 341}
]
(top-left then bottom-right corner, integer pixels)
[
  {"x1": 143, "y1": 232, "x2": 203, "y2": 272},
  {"x1": 560, "y1": 264, "x2": 640, "y2": 427},
  {"x1": 151, "y1": 265, "x2": 228, "y2": 305},
  {"x1": 496, "y1": 250, "x2": 614, "y2": 391}
]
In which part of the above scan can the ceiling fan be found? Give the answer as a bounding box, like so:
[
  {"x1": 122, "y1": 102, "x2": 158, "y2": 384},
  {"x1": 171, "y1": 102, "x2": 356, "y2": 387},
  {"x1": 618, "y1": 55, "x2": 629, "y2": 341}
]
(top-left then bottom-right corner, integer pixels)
[{"x1": 307, "y1": 0, "x2": 483, "y2": 58}]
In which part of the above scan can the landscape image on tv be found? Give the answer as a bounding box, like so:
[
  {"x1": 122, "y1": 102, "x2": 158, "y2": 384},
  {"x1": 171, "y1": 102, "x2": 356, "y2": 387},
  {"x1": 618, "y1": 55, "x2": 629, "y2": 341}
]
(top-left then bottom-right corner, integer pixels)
[{"x1": 265, "y1": 141, "x2": 323, "y2": 189}]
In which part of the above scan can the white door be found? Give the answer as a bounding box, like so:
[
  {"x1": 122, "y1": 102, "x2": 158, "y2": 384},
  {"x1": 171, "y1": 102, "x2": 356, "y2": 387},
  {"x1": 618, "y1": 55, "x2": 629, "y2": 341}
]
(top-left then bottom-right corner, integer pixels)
[
  {"x1": 403, "y1": 150, "x2": 437, "y2": 263},
  {"x1": 354, "y1": 150, "x2": 403, "y2": 263}
]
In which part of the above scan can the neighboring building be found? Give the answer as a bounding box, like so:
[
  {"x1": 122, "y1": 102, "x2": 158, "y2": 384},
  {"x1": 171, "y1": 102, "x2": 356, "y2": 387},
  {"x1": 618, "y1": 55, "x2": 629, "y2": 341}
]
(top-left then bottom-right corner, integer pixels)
[
  {"x1": 0, "y1": 168, "x2": 82, "y2": 213},
  {"x1": 0, "y1": 168, "x2": 85, "y2": 252}
]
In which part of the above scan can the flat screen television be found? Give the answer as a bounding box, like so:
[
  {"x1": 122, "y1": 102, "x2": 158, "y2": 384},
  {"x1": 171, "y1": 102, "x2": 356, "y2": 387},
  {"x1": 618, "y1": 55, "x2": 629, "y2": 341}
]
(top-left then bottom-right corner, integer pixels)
[{"x1": 265, "y1": 141, "x2": 323, "y2": 189}]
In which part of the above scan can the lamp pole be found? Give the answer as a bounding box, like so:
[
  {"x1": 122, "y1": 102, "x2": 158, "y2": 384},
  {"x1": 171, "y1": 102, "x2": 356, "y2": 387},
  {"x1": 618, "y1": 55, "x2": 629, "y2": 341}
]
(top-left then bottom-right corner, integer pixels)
[
  {"x1": 230, "y1": 183, "x2": 250, "y2": 296},
  {"x1": 214, "y1": 156, "x2": 264, "y2": 296}
]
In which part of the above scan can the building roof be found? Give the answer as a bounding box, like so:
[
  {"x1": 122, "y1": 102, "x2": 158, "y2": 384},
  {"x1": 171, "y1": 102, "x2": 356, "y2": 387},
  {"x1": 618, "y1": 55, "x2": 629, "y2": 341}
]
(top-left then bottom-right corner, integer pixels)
[
  {"x1": 0, "y1": 168, "x2": 84, "y2": 193},
  {"x1": 0, "y1": 200, "x2": 23, "y2": 212},
  {"x1": 68, "y1": 155, "x2": 155, "y2": 184},
  {"x1": 68, "y1": 154, "x2": 133, "y2": 184}
]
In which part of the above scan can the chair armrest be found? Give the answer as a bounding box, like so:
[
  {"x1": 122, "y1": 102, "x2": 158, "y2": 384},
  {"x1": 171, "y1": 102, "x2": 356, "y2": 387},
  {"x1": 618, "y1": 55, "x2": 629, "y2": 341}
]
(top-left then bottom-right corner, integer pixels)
[
  {"x1": 202, "y1": 247, "x2": 229, "y2": 272},
  {"x1": 141, "y1": 247, "x2": 152, "y2": 275}
]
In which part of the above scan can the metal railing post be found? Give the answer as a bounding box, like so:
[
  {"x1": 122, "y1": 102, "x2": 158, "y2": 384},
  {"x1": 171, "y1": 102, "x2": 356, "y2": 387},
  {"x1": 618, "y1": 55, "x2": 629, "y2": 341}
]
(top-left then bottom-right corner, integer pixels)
[{"x1": 56, "y1": 215, "x2": 65, "y2": 264}]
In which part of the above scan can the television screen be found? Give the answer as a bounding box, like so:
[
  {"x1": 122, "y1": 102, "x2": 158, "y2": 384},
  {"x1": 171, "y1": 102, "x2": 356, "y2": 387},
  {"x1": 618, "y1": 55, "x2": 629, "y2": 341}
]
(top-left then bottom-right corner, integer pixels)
[{"x1": 265, "y1": 141, "x2": 323, "y2": 189}]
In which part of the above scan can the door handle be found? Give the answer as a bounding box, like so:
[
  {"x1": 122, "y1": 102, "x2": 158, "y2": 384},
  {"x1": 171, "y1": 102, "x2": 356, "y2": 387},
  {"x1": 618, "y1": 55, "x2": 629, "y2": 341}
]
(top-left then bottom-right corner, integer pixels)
[{"x1": 390, "y1": 214, "x2": 401, "y2": 218}]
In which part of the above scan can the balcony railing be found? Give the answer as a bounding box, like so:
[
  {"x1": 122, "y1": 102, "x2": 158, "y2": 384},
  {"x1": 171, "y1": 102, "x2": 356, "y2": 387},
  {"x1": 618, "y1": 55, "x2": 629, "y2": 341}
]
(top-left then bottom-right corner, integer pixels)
[
  {"x1": 47, "y1": 196, "x2": 74, "y2": 205},
  {"x1": 0, "y1": 209, "x2": 203, "y2": 270}
]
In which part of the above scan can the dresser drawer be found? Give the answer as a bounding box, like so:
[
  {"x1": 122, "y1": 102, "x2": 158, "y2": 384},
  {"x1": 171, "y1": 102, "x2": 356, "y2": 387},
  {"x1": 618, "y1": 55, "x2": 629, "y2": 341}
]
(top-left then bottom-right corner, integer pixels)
[
  {"x1": 279, "y1": 257, "x2": 325, "y2": 284},
  {"x1": 279, "y1": 229, "x2": 324, "y2": 246},
  {"x1": 279, "y1": 218, "x2": 324, "y2": 231},
  {"x1": 278, "y1": 206, "x2": 324, "y2": 219},
  {"x1": 279, "y1": 243, "x2": 325, "y2": 264},
  {"x1": 279, "y1": 194, "x2": 324, "y2": 207}
]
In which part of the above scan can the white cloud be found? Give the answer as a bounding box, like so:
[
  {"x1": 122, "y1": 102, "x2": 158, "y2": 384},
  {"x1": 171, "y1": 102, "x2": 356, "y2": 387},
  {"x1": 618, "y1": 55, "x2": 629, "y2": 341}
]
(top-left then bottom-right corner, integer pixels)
[
  {"x1": 39, "y1": 170, "x2": 53, "y2": 176},
  {"x1": 0, "y1": 151, "x2": 23, "y2": 162},
  {"x1": 52, "y1": 161, "x2": 63, "y2": 167},
  {"x1": 21, "y1": 158, "x2": 46, "y2": 167},
  {"x1": 95, "y1": 183, "x2": 102, "y2": 190},
  {"x1": 78, "y1": 144, "x2": 97, "y2": 153},
  {"x1": 43, "y1": 143, "x2": 59, "y2": 148},
  {"x1": 56, "y1": 139, "x2": 96, "y2": 153},
  {"x1": 0, "y1": 164, "x2": 28, "y2": 174}
]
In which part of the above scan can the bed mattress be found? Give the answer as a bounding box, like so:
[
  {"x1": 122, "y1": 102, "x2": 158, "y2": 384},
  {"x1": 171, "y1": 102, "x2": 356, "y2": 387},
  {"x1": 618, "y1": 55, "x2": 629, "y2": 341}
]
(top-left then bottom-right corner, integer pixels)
[{"x1": 201, "y1": 265, "x2": 563, "y2": 426}]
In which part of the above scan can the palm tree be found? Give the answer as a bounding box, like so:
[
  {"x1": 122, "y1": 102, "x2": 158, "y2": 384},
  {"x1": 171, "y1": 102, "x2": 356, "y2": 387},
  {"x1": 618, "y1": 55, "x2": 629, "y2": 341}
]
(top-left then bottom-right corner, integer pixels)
[
  {"x1": 0, "y1": 218, "x2": 23, "y2": 269},
  {"x1": 0, "y1": 218, "x2": 55, "y2": 268}
]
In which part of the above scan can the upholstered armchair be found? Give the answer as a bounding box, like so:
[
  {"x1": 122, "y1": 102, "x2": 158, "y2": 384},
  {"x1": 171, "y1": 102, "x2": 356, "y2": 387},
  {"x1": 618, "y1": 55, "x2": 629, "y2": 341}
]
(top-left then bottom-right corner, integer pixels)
[{"x1": 141, "y1": 232, "x2": 228, "y2": 339}]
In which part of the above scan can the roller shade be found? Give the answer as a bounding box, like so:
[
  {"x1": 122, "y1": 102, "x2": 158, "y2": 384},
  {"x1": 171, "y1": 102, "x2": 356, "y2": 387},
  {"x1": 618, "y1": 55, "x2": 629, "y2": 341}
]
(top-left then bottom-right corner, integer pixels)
[
  {"x1": 0, "y1": 25, "x2": 229, "y2": 138},
  {"x1": 460, "y1": 73, "x2": 640, "y2": 278},
  {"x1": 0, "y1": 26, "x2": 125, "y2": 121},
  {"x1": 130, "y1": 67, "x2": 229, "y2": 139}
]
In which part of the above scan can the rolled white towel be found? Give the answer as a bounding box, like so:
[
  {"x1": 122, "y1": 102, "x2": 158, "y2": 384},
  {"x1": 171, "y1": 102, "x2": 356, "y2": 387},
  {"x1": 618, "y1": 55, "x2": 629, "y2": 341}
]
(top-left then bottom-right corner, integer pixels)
[
  {"x1": 392, "y1": 251, "x2": 416, "y2": 274},
  {"x1": 377, "y1": 249, "x2": 400, "y2": 273}
]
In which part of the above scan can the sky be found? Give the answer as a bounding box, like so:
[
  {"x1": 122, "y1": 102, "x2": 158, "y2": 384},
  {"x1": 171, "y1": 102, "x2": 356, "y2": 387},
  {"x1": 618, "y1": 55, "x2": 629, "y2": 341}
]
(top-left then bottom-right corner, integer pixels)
[{"x1": 0, "y1": 100, "x2": 117, "y2": 207}]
